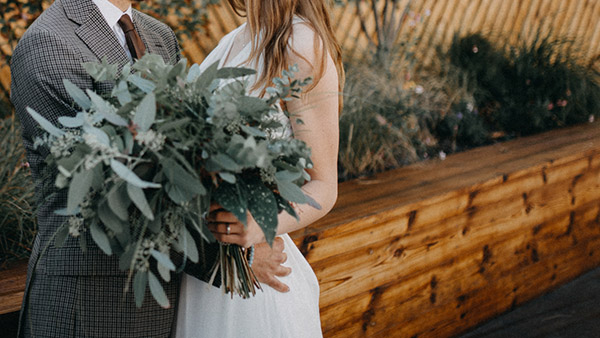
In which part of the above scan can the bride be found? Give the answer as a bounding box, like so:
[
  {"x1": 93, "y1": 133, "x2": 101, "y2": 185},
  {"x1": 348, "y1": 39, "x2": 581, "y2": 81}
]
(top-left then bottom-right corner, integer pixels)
[{"x1": 175, "y1": 0, "x2": 344, "y2": 337}]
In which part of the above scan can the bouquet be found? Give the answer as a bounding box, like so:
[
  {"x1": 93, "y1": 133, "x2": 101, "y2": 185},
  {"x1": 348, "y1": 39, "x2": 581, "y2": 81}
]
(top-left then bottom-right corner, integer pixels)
[{"x1": 28, "y1": 54, "x2": 317, "y2": 307}]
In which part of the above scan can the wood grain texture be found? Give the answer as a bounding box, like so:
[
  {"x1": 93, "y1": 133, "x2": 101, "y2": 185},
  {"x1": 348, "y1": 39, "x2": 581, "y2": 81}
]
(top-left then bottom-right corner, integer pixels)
[
  {"x1": 0, "y1": 261, "x2": 27, "y2": 315},
  {"x1": 289, "y1": 121, "x2": 600, "y2": 337},
  {"x1": 1, "y1": 123, "x2": 600, "y2": 335}
]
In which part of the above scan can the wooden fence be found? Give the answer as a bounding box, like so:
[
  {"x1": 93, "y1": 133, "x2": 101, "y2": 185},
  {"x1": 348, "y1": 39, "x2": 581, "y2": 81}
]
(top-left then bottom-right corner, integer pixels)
[
  {"x1": 180, "y1": 0, "x2": 600, "y2": 66},
  {"x1": 2, "y1": 0, "x2": 600, "y2": 102}
]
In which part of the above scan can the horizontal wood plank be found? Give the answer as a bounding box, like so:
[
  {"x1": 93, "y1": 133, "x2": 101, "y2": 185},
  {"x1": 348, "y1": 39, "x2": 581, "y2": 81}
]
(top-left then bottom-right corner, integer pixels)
[
  {"x1": 2, "y1": 123, "x2": 600, "y2": 337},
  {"x1": 290, "y1": 122, "x2": 600, "y2": 337},
  {"x1": 0, "y1": 261, "x2": 27, "y2": 315}
]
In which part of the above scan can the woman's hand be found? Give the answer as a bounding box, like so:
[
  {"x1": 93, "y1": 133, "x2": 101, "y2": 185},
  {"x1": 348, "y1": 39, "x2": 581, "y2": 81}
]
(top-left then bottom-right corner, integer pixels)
[{"x1": 206, "y1": 203, "x2": 266, "y2": 248}]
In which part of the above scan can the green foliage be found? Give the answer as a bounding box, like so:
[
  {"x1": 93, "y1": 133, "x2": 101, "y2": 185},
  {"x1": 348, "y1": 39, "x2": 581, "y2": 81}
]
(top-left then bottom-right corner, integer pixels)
[
  {"x1": 138, "y1": 0, "x2": 220, "y2": 40},
  {"x1": 434, "y1": 101, "x2": 490, "y2": 153},
  {"x1": 0, "y1": 116, "x2": 36, "y2": 268},
  {"x1": 0, "y1": 91, "x2": 13, "y2": 120},
  {"x1": 338, "y1": 58, "x2": 443, "y2": 181},
  {"x1": 28, "y1": 54, "x2": 314, "y2": 305},
  {"x1": 339, "y1": 27, "x2": 600, "y2": 181},
  {"x1": 447, "y1": 32, "x2": 600, "y2": 136}
]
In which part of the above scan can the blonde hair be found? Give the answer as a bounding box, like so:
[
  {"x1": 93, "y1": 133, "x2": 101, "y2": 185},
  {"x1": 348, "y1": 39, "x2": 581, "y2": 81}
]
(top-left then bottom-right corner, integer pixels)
[{"x1": 226, "y1": 0, "x2": 344, "y2": 109}]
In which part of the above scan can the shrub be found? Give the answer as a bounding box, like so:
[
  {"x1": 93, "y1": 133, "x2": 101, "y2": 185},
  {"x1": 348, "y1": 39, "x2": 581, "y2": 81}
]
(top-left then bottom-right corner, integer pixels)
[
  {"x1": 447, "y1": 32, "x2": 600, "y2": 136},
  {"x1": 0, "y1": 116, "x2": 36, "y2": 268},
  {"x1": 338, "y1": 62, "x2": 414, "y2": 180}
]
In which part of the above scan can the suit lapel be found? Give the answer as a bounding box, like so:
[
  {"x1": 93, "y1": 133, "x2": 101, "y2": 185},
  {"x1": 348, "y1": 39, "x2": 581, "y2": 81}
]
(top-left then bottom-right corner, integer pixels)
[
  {"x1": 133, "y1": 11, "x2": 172, "y2": 63},
  {"x1": 63, "y1": 0, "x2": 129, "y2": 65},
  {"x1": 62, "y1": 0, "x2": 173, "y2": 65}
]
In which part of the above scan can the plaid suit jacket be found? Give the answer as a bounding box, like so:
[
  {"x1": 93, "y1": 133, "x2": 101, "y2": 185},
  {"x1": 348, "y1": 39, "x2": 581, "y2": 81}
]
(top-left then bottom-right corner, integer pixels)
[{"x1": 10, "y1": 0, "x2": 218, "y2": 336}]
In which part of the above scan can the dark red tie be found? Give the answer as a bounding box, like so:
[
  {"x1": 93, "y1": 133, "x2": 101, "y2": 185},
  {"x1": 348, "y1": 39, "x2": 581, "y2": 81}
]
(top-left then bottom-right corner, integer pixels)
[{"x1": 118, "y1": 14, "x2": 146, "y2": 60}]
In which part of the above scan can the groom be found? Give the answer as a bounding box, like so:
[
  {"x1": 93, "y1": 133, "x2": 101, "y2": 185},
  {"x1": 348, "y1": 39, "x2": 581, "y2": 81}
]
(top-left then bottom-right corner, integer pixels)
[{"x1": 10, "y1": 0, "x2": 292, "y2": 337}]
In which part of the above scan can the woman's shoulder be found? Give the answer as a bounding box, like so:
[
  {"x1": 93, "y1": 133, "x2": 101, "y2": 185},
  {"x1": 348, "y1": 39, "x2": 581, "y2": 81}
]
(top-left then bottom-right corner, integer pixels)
[
  {"x1": 221, "y1": 22, "x2": 248, "y2": 44},
  {"x1": 289, "y1": 17, "x2": 323, "y2": 60}
]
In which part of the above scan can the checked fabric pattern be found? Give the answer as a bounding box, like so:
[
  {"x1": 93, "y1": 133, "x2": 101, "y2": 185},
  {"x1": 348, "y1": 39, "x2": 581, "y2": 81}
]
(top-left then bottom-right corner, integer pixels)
[{"x1": 11, "y1": 0, "x2": 218, "y2": 336}]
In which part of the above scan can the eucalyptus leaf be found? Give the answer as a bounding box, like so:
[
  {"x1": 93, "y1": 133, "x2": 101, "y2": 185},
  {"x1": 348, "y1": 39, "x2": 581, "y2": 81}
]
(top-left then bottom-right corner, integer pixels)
[
  {"x1": 91, "y1": 164, "x2": 104, "y2": 191},
  {"x1": 206, "y1": 153, "x2": 241, "y2": 172},
  {"x1": 168, "y1": 59, "x2": 186, "y2": 79},
  {"x1": 63, "y1": 79, "x2": 92, "y2": 110},
  {"x1": 275, "y1": 179, "x2": 307, "y2": 203},
  {"x1": 114, "y1": 227, "x2": 131, "y2": 252},
  {"x1": 218, "y1": 172, "x2": 237, "y2": 184},
  {"x1": 90, "y1": 221, "x2": 112, "y2": 255},
  {"x1": 158, "y1": 118, "x2": 191, "y2": 133},
  {"x1": 147, "y1": 217, "x2": 161, "y2": 234},
  {"x1": 110, "y1": 159, "x2": 161, "y2": 189},
  {"x1": 128, "y1": 74, "x2": 156, "y2": 93},
  {"x1": 162, "y1": 159, "x2": 206, "y2": 196},
  {"x1": 127, "y1": 183, "x2": 155, "y2": 220},
  {"x1": 186, "y1": 63, "x2": 201, "y2": 83},
  {"x1": 134, "y1": 92, "x2": 156, "y2": 132},
  {"x1": 58, "y1": 113, "x2": 85, "y2": 128},
  {"x1": 158, "y1": 262, "x2": 171, "y2": 282},
  {"x1": 54, "y1": 208, "x2": 78, "y2": 216},
  {"x1": 67, "y1": 169, "x2": 94, "y2": 213},
  {"x1": 275, "y1": 170, "x2": 303, "y2": 182},
  {"x1": 305, "y1": 194, "x2": 322, "y2": 210},
  {"x1": 119, "y1": 245, "x2": 136, "y2": 271},
  {"x1": 86, "y1": 90, "x2": 128, "y2": 127},
  {"x1": 113, "y1": 80, "x2": 133, "y2": 106},
  {"x1": 195, "y1": 61, "x2": 219, "y2": 90},
  {"x1": 83, "y1": 57, "x2": 119, "y2": 81},
  {"x1": 133, "y1": 270, "x2": 148, "y2": 308},
  {"x1": 56, "y1": 152, "x2": 81, "y2": 175},
  {"x1": 54, "y1": 223, "x2": 70, "y2": 248},
  {"x1": 124, "y1": 130, "x2": 134, "y2": 155},
  {"x1": 240, "y1": 124, "x2": 267, "y2": 138},
  {"x1": 98, "y1": 200, "x2": 125, "y2": 234},
  {"x1": 26, "y1": 107, "x2": 65, "y2": 137},
  {"x1": 238, "y1": 96, "x2": 270, "y2": 115},
  {"x1": 83, "y1": 125, "x2": 110, "y2": 146},
  {"x1": 165, "y1": 182, "x2": 195, "y2": 205},
  {"x1": 181, "y1": 226, "x2": 199, "y2": 263},
  {"x1": 87, "y1": 89, "x2": 114, "y2": 115},
  {"x1": 148, "y1": 271, "x2": 170, "y2": 308},
  {"x1": 216, "y1": 67, "x2": 256, "y2": 79},
  {"x1": 107, "y1": 184, "x2": 131, "y2": 221},
  {"x1": 151, "y1": 250, "x2": 176, "y2": 271}
]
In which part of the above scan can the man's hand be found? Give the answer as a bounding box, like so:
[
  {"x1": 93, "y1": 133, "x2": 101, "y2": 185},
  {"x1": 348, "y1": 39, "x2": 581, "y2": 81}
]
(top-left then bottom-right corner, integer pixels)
[{"x1": 251, "y1": 238, "x2": 292, "y2": 293}]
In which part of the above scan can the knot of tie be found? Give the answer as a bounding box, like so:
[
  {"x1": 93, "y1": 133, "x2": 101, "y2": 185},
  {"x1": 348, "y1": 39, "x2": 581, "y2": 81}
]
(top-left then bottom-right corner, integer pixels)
[
  {"x1": 118, "y1": 14, "x2": 146, "y2": 60},
  {"x1": 117, "y1": 14, "x2": 135, "y2": 33}
]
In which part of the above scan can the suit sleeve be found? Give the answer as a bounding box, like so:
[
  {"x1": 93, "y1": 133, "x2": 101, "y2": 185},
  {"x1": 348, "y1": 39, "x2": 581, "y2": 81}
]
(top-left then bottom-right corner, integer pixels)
[{"x1": 11, "y1": 29, "x2": 90, "y2": 189}]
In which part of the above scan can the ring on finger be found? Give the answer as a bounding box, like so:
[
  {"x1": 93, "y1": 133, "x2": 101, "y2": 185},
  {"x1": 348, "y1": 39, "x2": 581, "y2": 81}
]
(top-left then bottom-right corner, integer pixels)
[{"x1": 226, "y1": 224, "x2": 231, "y2": 235}]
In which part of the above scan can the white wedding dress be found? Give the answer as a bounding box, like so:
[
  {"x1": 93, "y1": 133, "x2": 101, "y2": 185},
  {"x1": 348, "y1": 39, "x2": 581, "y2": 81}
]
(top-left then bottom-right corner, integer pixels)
[{"x1": 175, "y1": 17, "x2": 323, "y2": 338}]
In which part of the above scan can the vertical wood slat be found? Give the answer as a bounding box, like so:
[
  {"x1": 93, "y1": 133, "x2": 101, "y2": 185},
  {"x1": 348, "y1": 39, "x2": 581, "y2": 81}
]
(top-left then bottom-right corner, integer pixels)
[{"x1": 1, "y1": 1, "x2": 600, "y2": 104}]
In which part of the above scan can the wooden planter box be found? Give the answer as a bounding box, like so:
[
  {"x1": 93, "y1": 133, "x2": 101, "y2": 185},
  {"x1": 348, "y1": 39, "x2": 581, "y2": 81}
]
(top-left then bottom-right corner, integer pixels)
[
  {"x1": 2, "y1": 122, "x2": 600, "y2": 337},
  {"x1": 290, "y1": 122, "x2": 600, "y2": 337}
]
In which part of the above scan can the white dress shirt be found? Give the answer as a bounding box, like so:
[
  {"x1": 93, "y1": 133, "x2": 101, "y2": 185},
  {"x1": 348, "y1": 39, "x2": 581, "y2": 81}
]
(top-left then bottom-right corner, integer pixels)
[{"x1": 92, "y1": 0, "x2": 134, "y2": 60}]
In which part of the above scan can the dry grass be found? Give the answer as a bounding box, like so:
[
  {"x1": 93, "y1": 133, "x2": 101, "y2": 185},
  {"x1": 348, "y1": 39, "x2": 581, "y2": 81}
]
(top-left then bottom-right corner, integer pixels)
[{"x1": 0, "y1": 115, "x2": 36, "y2": 268}]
